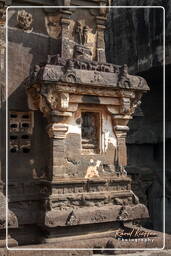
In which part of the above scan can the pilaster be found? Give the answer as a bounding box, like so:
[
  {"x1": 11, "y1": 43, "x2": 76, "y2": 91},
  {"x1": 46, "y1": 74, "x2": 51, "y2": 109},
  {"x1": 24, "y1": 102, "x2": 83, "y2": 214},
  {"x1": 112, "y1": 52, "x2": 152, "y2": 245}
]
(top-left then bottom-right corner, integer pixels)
[
  {"x1": 112, "y1": 115, "x2": 130, "y2": 175},
  {"x1": 47, "y1": 119, "x2": 69, "y2": 179}
]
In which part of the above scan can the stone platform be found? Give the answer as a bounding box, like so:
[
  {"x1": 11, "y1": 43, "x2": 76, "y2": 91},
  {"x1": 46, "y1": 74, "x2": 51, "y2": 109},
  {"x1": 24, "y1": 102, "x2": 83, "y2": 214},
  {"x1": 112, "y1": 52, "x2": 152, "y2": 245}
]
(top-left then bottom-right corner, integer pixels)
[{"x1": 4, "y1": 227, "x2": 170, "y2": 255}]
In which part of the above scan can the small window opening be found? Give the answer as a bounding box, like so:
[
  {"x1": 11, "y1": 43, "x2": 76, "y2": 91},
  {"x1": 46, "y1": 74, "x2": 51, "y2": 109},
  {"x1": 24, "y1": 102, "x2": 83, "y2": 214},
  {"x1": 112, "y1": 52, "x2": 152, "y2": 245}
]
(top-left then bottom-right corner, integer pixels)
[
  {"x1": 22, "y1": 148, "x2": 30, "y2": 153},
  {"x1": 10, "y1": 147, "x2": 17, "y2": 153},
  {"x1": 22, "y1": 123, "x2": 29, "y2": 128},
  {"x1": 10, "y1": 123, "x2": 18, "y2": 128},
  {"x1": 22, "y1": 114, "x2": 29, "y2": 119},
  {"x1": 10, "y1": 114, "x2": 17, "y2": 118},
  {"x1": 10, "y1": 135, "x2": 17, "y2": 140},
  {"x1": 21, "y1": 135, "x2": 29, "y2": 139}
]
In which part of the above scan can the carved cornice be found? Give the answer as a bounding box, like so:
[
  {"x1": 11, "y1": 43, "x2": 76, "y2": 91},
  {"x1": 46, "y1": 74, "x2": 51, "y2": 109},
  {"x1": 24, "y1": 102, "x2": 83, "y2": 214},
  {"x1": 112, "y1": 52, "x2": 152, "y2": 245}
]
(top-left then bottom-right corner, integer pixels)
[{"x1": 27, "y1": 61, "x2": 149, "y2": 93}]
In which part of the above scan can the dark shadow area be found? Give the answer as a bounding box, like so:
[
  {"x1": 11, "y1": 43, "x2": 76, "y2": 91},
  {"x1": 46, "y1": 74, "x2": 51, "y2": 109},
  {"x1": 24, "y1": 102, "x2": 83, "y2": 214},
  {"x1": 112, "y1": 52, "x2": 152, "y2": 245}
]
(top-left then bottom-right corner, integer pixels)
[
  {"x1": 3, "y1": 7, "x2": 55, "y2": 245},
  {"x1": 126, "y1": 65, "x2": 165, "y2": 233}
]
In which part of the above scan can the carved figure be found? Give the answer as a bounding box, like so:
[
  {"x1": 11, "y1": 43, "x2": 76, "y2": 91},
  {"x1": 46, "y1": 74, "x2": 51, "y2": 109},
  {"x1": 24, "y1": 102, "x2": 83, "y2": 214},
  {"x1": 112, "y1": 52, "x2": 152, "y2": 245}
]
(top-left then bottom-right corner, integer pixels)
[
  {"x1": 75, "y1": 21, "x2": 82, "y2": 44},
  {"x1": 75, "y1": 22, "x2": 89, "y2": 46},
  {"x1": 117, "y1": 206, "x2": 129, "y2": 221},
  {"x1": 66, "y1": 59, "x2": 74, "y2": 70},
  {"x1": 85, "y1": 159, "x2": 100, "y2": 179},
  {"x1": 75, "y1": 60, "x2": 87, "y2": 70},
  {"x1": 118, "y1": 64, "x2": 131, "y2": 88},
  {"x1": 17, "y1": 9, "x2": 33, "y2": 32},
  {"x1": 82, "y1": 25, "x2": 88, "y2": 45}
]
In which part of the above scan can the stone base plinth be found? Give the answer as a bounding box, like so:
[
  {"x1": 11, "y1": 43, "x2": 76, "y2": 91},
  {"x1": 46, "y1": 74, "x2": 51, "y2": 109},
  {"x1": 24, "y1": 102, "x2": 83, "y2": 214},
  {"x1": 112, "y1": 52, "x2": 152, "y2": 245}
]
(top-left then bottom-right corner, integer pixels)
[
  {"x1": 43, "y1": 203, "x2": 148, "y2": 228},
  {"x1": 7, "y1": 228, "x2": 169, "y2": 255}
]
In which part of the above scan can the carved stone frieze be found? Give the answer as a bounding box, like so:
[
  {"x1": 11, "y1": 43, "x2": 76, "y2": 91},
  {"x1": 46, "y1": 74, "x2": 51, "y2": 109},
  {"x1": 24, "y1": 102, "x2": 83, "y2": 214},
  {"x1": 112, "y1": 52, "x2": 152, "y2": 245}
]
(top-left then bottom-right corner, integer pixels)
[
  {"x1": 44, "y1": 203, "x2": 148, "y2": 228},
  {"x1": 47, "y1": 55, "x2": 119, "y2": 73},
  {"x1": 28, "y1": 63, "x2": 149, "y2": 93}
]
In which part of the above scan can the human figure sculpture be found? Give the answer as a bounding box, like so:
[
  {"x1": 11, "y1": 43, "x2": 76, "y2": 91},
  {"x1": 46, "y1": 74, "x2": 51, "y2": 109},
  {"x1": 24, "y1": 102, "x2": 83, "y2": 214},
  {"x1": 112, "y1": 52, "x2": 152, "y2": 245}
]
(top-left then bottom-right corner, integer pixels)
[
  {"x1": 75, "y1": 22, "x2": 82, "y2": 44},
  {"x1": 82, "y1": 25, "x2": 88, "y2": 45}
]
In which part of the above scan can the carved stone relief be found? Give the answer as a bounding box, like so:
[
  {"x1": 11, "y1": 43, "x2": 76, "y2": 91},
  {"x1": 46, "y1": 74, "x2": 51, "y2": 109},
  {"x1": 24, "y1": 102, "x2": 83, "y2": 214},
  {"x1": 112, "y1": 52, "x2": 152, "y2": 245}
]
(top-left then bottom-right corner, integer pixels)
[
  {"x1": 17, "y1": 10, "x2": 33, "y2": 32},
  {"x1": 66, "y1": 210, "x2": 80, "y2": 226},
  {"x1": 117, "y1": 206, "x2": 129, "y2": 221},
  {"x1": 75, "y1": 22, "x2": 89, "y2": 46}
]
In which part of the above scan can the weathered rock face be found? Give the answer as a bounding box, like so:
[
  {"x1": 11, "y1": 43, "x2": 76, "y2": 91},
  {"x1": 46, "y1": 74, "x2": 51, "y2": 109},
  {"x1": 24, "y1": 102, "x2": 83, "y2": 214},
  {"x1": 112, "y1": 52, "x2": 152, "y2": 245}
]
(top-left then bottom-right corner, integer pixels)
[
  {"x1": 106, "y1": 0, "x2": 170, "y2": 73},
  {"x1": 106, "y1": 0, "x2": 170, "y2": 234}
]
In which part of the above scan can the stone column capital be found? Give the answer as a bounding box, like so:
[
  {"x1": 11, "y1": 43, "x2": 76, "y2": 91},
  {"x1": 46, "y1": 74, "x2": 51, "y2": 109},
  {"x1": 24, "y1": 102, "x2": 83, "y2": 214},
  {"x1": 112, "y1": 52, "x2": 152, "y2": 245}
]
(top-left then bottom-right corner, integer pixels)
[
  {"x1": 27, "y1": 85, "x2": 70, "y2": 117},
  {"x1": 47, "y1": 123, "x2": 68, "y2": 139}
]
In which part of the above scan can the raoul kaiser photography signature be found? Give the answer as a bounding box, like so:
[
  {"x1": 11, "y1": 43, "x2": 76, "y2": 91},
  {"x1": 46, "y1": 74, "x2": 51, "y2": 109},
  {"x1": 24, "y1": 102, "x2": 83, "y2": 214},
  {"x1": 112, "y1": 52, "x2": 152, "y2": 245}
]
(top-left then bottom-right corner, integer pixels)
[{"x1": 114, "y1": 228, "x2": 157, "y2": 242}]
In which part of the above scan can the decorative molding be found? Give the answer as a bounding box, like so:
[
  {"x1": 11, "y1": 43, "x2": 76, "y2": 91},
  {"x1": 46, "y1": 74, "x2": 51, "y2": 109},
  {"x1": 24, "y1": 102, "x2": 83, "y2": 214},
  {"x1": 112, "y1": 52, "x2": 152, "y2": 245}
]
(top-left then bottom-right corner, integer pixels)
[{"x1": 47, "y1": 123, "x2": 68, "y2": 139}]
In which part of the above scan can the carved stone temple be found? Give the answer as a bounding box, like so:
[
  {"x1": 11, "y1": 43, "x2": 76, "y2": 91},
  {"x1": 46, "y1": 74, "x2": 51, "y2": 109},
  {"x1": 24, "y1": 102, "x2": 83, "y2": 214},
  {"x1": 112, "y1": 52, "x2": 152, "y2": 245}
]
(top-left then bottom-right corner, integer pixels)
[
  {"x1": 25, "y1": 3, "x2": 150, "y2": 246},
  {"x1": 2, "y1": 0, "x2": 166, "y2": 251}
]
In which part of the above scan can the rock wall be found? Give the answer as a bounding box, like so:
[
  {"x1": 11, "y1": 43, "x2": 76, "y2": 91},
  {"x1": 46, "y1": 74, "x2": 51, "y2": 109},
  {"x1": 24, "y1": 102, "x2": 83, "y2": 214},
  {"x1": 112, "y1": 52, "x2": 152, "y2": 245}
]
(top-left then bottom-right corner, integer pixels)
[
  {"x1": 106, "y1": 0, "x2": 171, "y2": 233},
  {"x1": 106, "y1": 0, "x2": 170, "y2": 73}
]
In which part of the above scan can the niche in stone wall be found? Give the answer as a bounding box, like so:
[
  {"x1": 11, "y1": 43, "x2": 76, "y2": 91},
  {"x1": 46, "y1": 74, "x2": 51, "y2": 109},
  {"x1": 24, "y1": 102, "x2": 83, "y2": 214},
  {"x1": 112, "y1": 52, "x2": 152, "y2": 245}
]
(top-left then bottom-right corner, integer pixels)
[
  {"x1": 9, "y1": 111, "x2": 33, "y2": 153},
  {"x1": 81, "y1": 111, "x2": 101, "y2": 154}
]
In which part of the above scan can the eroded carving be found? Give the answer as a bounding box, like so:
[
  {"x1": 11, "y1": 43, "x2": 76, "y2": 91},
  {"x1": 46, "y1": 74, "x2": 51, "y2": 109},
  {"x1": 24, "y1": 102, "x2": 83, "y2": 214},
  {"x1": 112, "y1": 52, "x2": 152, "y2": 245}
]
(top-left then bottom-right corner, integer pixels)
[
  {"x1": 0, "y1": 192, "x2": 18, "y2": 229},
  {"x1": 75, "y1": 22, "x2": 89, "y2": 46},
  {"x1": 85, "y1": 159, "x2": 100, "y2": 179},
  {"x1": 117, "y1": 206, "x2": 129, "y2": 221},
  {"x1": 66, "y1": 210, "x2": 80, "y2": 226},
  {"x1": 17, "y1": 10, "x2": 33, "y2": 32}
]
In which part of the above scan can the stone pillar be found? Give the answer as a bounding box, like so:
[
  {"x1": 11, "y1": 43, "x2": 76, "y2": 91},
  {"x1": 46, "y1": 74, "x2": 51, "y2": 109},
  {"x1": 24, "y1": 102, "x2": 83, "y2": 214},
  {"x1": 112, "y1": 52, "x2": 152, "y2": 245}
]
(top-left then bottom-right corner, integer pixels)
[
  {"x1": 96, "y1": 17, "x2": 107, "y2": 62},
  {"x1": 60, "y1": 9, "x2": 72, "y2": 59},
  {"x1": 47, "y1": 116, "x2": 68, "y2": 180},
  {"x1": 112, "y1": 115, "x2": 130, "y2": 175}
]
